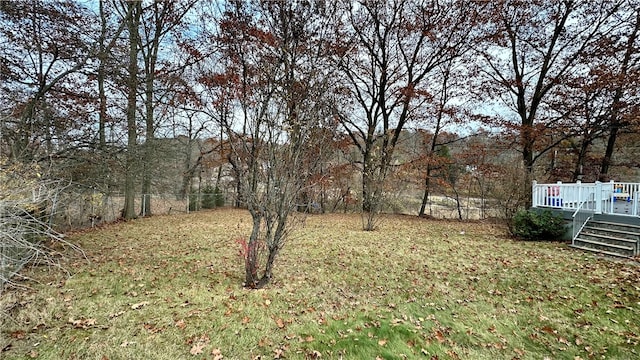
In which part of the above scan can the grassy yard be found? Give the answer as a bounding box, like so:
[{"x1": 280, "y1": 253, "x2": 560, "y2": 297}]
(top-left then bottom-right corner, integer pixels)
[{"x1": 1, "y1": 209, "x2": 639, "y2": 359}]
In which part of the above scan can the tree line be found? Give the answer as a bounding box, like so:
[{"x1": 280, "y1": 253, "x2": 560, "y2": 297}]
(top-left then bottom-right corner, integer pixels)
[{"x1": 1, "y1": 0, "x2": 639, "y2": 287}]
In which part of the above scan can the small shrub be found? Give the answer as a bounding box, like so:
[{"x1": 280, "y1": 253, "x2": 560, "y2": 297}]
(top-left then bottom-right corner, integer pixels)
[{"x1": 511, "y1": 209, "x2": 566, "y2": 241}]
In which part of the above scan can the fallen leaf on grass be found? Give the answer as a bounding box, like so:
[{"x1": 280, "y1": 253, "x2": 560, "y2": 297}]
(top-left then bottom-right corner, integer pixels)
[
  {"x1": 109, "y1": 311, "x2": 125, "y2": 319},
  {"x1": 447, "y1": 350, "x2": 460, "y2": 359},
  {"x1": 187, "y1": 335, "x2": 210, "y2": 356},
  {"x1": 211, "y1": 348, "x2": 224, "y2": 360},
  {"x1": 541, "y1": 326, "x2": 556, "y2": 335},
  {"x1": 258, "y1": 337, "x2": 272, "y2": 347},
  {"x1": 275, "y1": 318, "x2": 285, "y2": 329},
  {"x1": 143, "y1": 323, "x2": 163, "y2": 334},
  {"x1": 190, "y1": 342, "x2": 206, "y2": 355},
  {"x1": 10, "y1": 330, "x2": 26, "y2": 339},
  {"x1": 378, "y1": 339, "x2": 387, "y2": 346},
  {"x1": 175, "y1": 319, "x2": 186, "y2": 330},
  {"x1": 68, "y1": 318, "x2": 97, "y2": 329},
  {"x1": 131, "y1": 301, "x2": 149, "y2": 310}
]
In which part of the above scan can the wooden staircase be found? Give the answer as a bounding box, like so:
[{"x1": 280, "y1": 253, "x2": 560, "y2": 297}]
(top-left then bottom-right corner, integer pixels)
[{"x1": 571, "y1": 219, "x2": 640, "y2": 258}]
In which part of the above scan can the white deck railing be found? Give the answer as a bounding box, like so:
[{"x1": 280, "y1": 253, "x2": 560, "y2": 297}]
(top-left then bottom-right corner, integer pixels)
[{"x1": 532, "y1": 180, "x2": 640, "y2": 217}]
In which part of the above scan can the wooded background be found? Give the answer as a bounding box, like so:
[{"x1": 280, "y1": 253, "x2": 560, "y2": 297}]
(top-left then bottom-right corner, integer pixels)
[{"x1": 1, "y1": 0, "x2": 639, "y2": 228}]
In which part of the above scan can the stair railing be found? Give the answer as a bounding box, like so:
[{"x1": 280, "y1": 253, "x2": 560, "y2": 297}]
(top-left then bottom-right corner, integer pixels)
[
  {"x1": 635, "y1": 191, "x2": 639, "y2": 257},
  {"x1": 572, "y1": 193, "x2": 595, "y2": 244}
]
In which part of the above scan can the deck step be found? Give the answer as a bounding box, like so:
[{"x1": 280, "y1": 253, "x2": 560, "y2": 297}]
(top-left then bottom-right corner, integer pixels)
[
  {"x1": 588, "y1": 221, "x2": 640, "y2": 231},
  {"x1": 569, "y1": 245, "x2": 632, "y2": 258},
  {"x1": 579, "y1": 231, "x2": 638, "y2": 244},
  {"x1": 573, "y1": 238, "x2": 634, "y2": 252},
  {"x1": 582, "y1": 226, "x2": 640, "y2": 239},
  {"x1": 574, "y1": 218, "x2": 640, "y2": 258}
]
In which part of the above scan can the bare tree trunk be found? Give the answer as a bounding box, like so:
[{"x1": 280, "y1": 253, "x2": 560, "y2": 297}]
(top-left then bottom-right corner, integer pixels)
[
  {"x1": 244, "y1": 214, "x2": 262, "y2": 288},
  {"x1": 123, "y1": 1, "x2": 141, "y2": 220},
  {"x1": 572, "y1": 137, "x2": 591, "y2": 182},
  {"x1": 140, "y1": 76, "x2": 154, "y2": 216},
  {"x1": 452, "y1": 186, "x2": 463, "y2": 220},
  {"x1": 599, "y1": 126, "x2": 618, "y2": 181},
  {"x1": 418, "y1": 167, "x2": 432, "y2": 217},
  {"x1": 180, "y1": 136, "x2": 194, "y2": 200},
  {"x1": 361, "y1": 140, "x2": 379, "y2": 216},
  {"x1": 97, "y1": 0, "x2": 108, "y2": 150},
  {"x1": 521, "y1": 125, "x2": 535, "y2": 209},
  {"x1": 140, "y1": 12, "x2": 158, "y2": 217}
]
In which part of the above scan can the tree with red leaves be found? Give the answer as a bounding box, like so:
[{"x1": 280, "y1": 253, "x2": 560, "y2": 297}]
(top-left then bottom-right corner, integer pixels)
[
  {"x1": 211, "y1": 0, "x2": 336, "y2": 288},
  {"x1": 476, "y1": 0, "x2": 625, "y2": 201},
  {"x1": 0, "y1": 1, "x2": 97, "y2": 162}
]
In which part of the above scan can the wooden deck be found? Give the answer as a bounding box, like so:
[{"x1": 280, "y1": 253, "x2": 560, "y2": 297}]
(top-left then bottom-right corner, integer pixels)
[
  {"x1": 532, "y1": 181, "x2": 640, "y2": 247},
  {"x1": 532, "y1": 180, "x2": 639, "y2": 217}
]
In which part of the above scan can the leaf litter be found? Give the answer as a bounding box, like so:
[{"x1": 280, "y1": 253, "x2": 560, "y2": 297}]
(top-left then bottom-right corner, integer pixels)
[{"x1": 0, "y1": 209, "x2": 638, "y2": 359}]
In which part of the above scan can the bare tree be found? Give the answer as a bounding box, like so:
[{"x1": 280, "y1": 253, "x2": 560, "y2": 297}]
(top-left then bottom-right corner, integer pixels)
[
  {"x1": 477, "y1": 0, "x2": 624, "y2": 200},
  {"x1": 138, "y1": 0, "x2": 198, "y2": 215},
  {"x1": 416, "y1": 59, "x2": 471, "y2": 218},
  {"x1": 96, "y1": 0, "x2": 130, "y2": 151},
  {"x1": 212, "y1": 0, "x2": 334, "y2": 288},
  {"x1": 122, "y1": 0, "x2": 142, "y2": 220},
  {"x1": 0, "y1": 1, "x2": 96, "y2": 162},
  {"x1": 331, "y1": 0, "x2": 482, "y2": 229},
  {"x1": 595, "y1": 6, "x2": 640, "y2": 180}
]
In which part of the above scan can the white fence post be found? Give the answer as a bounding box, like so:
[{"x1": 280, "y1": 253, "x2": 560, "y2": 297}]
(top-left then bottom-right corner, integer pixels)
[
  {"x1": 610, "y1": 180, "x2": 616, "y2": 213},
  {"x1": 595, "y1": 181, "x2": 602, "y2": 214},
  {"x1": 577, "y1": 180, "x2": 581, "y2": 206}
]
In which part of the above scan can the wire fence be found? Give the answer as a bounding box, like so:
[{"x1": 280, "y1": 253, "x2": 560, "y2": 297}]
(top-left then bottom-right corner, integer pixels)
[
  {"x1": 2, "y1": 185, "x2": 499, "y2": 291},
  {"x1": 49, "y1": 190, "x2": 230, "y2": 230},
  {"x1": 1, "y1": 188, "x2": 229, "y2": 291}
]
